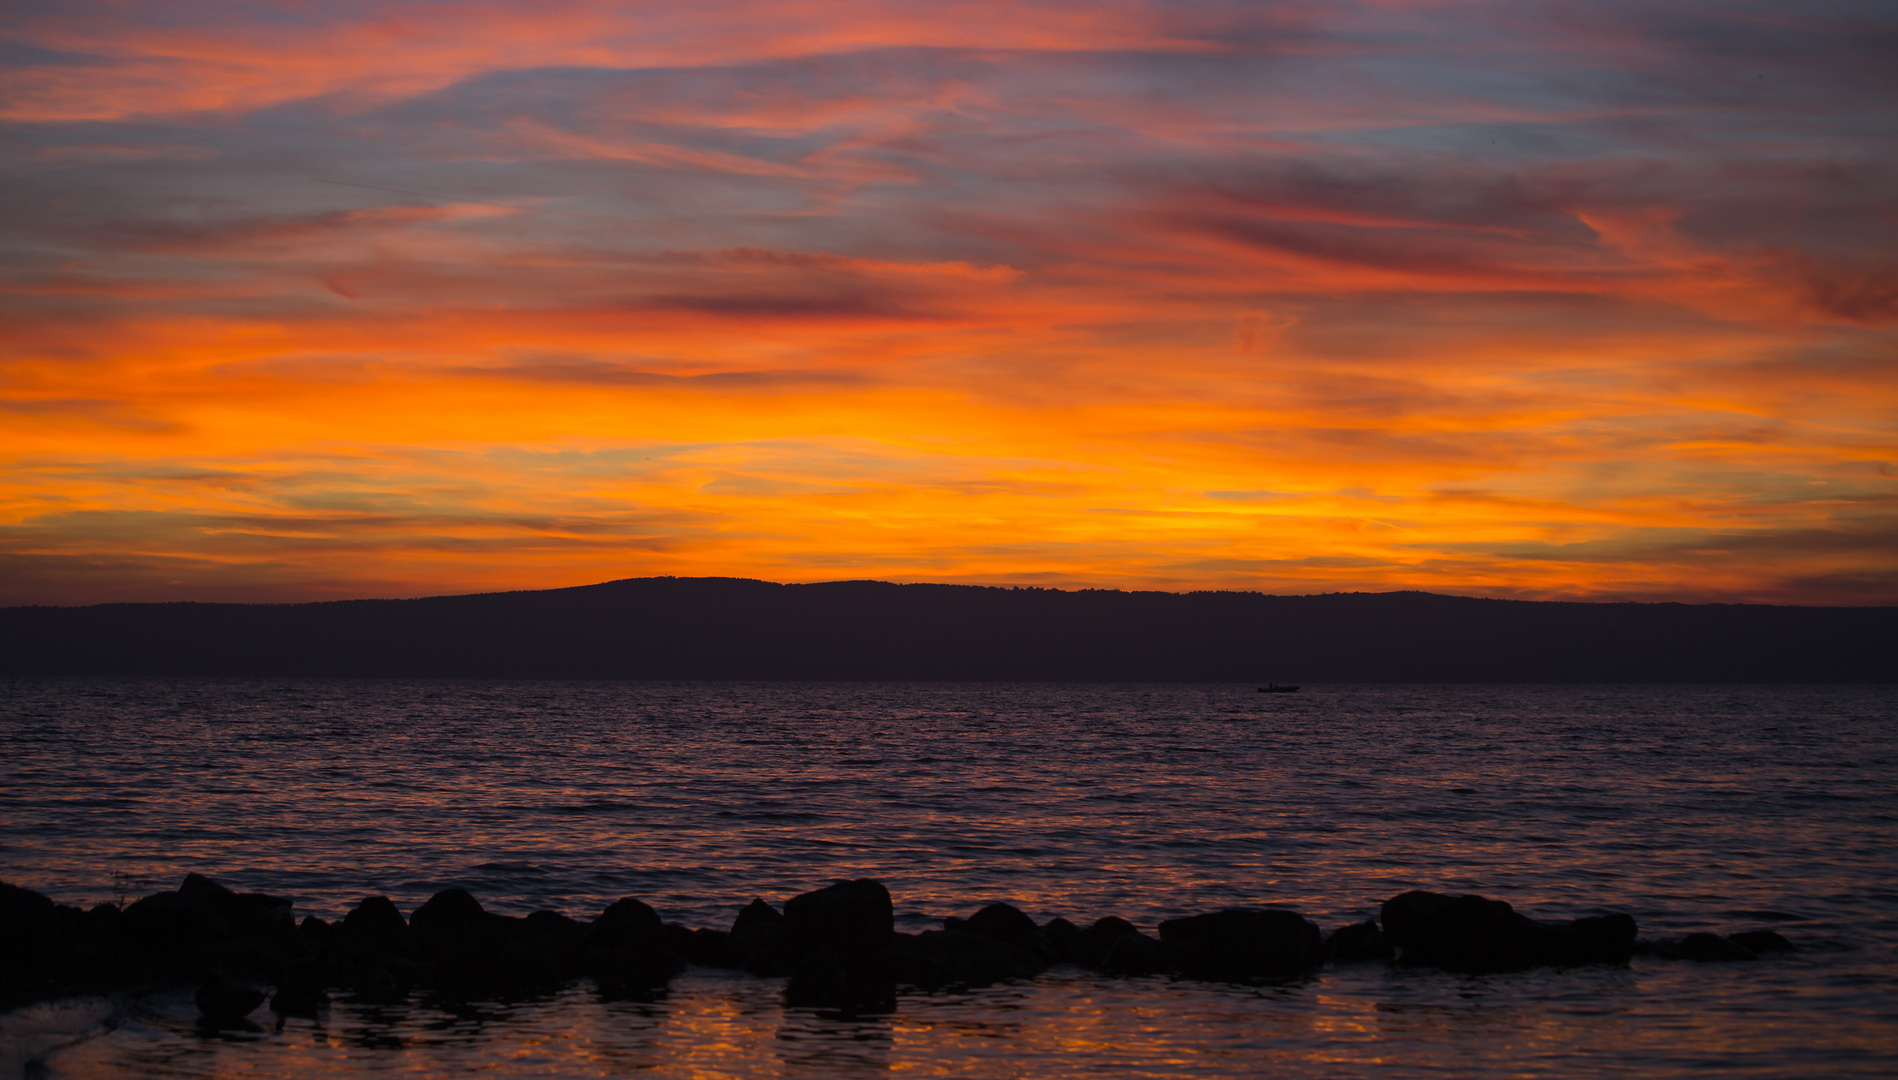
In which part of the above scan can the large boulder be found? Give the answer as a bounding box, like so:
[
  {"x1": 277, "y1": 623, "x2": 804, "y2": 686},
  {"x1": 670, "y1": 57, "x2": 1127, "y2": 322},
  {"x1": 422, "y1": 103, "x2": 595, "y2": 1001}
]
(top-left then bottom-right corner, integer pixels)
[
  {"x1": 1381, "y1": 891, "x2": 1638, "y2": 973},
  {"x1": 882, "y1": 929, "x2": 1047, "y2": 989},
  {"x1": 174, "y1": 874, "x2": 294, "y2": 940},
  {"x1": 1041, "y1": 917, "x2": 1081, "y2": 961},
  {"x1": 726, "y1": 898, "x2": 788, "y2": 973},
  {"x1": 495, "y1": 910, "x2": 586, "y2": 984},
  {"x1": 783, "y1": 880, "x2": 894, "y2": 961},
  {"x1": 1097, "y1": 931, "x2": 1167, "y2": 976},
  {"x1": 594, "y1": 897, "x2": 662, "y2": 939},
  {"x1": 944, "y1": 903, "x2": 1052, "y2": 960},
  {"x1": 336, "y1": 896, "x2": 409, "y2": 957},
  {"x1": 1322, "y1": 920, "x2": 1394, "y2": 964},
  {"x1": 584, "y1": 897, "x2": 684, "y2": 994},
  {"x1": 1158, "y1": 908, "x2": 1323, "y2": 980},
  {"x1": 781, "y1": 880, "x2": 896, "y2": 1014},
  {"x1": 119, "y1": 891, "x2": 224, "y2": 955},
  {"x1": 409, "y1": 888, "x2": 527, "y2": 981},
  {"x1": 1064, "y1": 916, "x2": 1165, "y2": 973}
]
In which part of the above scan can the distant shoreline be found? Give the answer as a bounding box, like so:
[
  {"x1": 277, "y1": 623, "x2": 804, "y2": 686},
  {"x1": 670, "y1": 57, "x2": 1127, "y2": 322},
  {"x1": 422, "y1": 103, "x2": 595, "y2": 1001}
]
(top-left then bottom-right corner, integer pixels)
[{"x1": 3, "y1": 577, "x2": 1892, "y2": 681}]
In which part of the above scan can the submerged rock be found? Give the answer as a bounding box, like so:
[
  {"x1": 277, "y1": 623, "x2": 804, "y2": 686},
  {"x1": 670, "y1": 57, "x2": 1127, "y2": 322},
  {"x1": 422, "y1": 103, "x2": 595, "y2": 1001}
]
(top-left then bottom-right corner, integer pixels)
[
  {"x1": 1158, "y1": 908, "x2": 1323, "y2": 980},
  {"x1": 1674, "y1": 932, "x2": 1760, "y2": 962},
  {"x1": 1728, "y1": 930, "x2": 1794, "y2": 954}
]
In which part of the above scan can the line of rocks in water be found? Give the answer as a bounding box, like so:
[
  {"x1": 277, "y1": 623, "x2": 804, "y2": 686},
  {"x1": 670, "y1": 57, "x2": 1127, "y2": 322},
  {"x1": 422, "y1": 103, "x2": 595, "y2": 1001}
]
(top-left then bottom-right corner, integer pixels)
[{"x1": 0, "y1": 877, "x2": 1796, "y2": 1024}]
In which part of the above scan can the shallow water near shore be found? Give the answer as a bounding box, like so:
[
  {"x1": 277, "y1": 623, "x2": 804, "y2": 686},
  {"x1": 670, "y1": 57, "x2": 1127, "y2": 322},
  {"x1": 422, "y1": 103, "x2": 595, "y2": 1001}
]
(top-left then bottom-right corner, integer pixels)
[{"x1": 2, "y1": 680, "x2": 1895, "y2": 1077}]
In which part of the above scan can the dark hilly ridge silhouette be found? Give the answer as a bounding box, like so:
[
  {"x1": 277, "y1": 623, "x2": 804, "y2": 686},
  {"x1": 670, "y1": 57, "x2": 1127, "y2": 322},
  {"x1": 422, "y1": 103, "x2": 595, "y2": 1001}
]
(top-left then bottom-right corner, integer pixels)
[{"x1": 1, "y1": 577, "x2": 1893, "y2": 681}]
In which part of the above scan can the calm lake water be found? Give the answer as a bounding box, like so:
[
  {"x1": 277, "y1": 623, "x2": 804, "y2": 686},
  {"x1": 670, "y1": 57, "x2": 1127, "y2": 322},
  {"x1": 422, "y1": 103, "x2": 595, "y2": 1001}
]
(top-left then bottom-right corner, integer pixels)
[{"x1": 1, "y1": 680, "x2": 1894, "y2": 1077}]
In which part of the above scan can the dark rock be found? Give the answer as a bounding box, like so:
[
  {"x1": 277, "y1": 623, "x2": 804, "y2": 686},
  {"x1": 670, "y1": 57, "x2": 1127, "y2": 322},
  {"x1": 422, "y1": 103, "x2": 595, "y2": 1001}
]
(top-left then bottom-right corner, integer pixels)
[
  {"x1": 523, "y1": 909, "x2": 583, "y2": 939},
  {"x1": 1, "y1": 882, "x2": 60, "y2": 964},
  {"x1": 120, "y1": 891, "x2": 223, "y2": 953},
  {"x1": 180, "y1": 873, "x2": 234, "y2": 905},
  {"x1": 169, "y1": 875, "x2": 293, "y2": 942},
  {"x1": 0, "y1": 883, "x2": 69, "y2": 1000},
  {"x1": 733, "y1": 898, "x2": 783, "y2": 933},
  {"x1": 296, "y1": 915, "x2": 331, "y2": 952},
  {"x1": 1042, "y1": 917, "x2": 1081, "y2": 962},
  {"x1": 584, "y1": 898, "x2": 683, "y2": 992},
  {"x1": 1066, "y1": 916, "x2": 1137, "y2": 968},
  {"x1": 409, "y1": 889, "x2": 517, "y2": 979},
  {"x1": 1679, "y1": 932, "x2": 1757, "y2": 962},
  {"x1": 784, "y1": 879, "x2": 894, "y2": 962},
  {"x1": 683, "y1": 928, "x2": 732, "y2": 967},
  {"x1": 658, "y1": 923, "x2": 696, "y2": 959},
  {"x1": 1097, "y1": 931, "x2": 1167, "y2": 976},
  {"x1": 338, "y1": 897, "x2": 408, "y2": 956},
  {"x1": 411, "y1": 888, "x2": 487, "y2": 938},
  {"x1": 882, "y1": 929, "x2": 1047, "y2": 989},
  {"x1": 581, "y1": 901, "x2": 668, "y2": 956},
  {"x1": 597, "y1": 897, "x2": 662, "y2": 935},
  {"x1": 589, "y1": 941, "x2": 685, "y2": 994},
  {"x1": 956, "y1": 903, "x2": 1052, "y2": 959},
  {"x1": 494, "y1": 910, "x2": 586, "y2": 984},
  {"x1": 727, "y1": 899, "x2": 789, "y2": 973},
  {"x1": 1382, "y1": 891, "x2": 1634, "y2": 973},
  {"x1": 1561, "y1": 914, "x2": 1639, "y2": 965},
  {"x1": 270, "y1": 986, "x2": 328, "y2": 1014},
  {"x1": 196, "y1": 976, "x2": 265, "y2": 1026},
  {"x1": 1729, "y1": 930, "x2": 1794, "y2": 954},
  {"x1": 783, "y1": 946, "x2": 895, "y2": 1015},
  {"x1": 270, "y1": 957, "x2": 330, "y2": 1013},
  {"x1": 1159, "y1": 908, "x2": 1323, "y2": 980},
  {"x1": 1323, "y1": 920, "x2": 1393, "y2": 964}
]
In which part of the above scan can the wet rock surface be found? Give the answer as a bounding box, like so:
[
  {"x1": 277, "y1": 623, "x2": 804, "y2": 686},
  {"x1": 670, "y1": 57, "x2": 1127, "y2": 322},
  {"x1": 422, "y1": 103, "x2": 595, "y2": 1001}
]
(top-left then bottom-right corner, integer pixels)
[
  {"x1": 884, "y1": 929, "x2": 1047, "y2": 989},
  {"x1": 0, "y1": 875, "x2": 1798, "y2": 1016},
  {"x1": 1158, "y1": 908, "x2": 1324, "y2": 980},
  {"x1": 1381, "y1": 890, "x2": 1638, "y2": 973},
  {"x1": 1323, "y1": 920, "x2": 1394, "y2": 964}
]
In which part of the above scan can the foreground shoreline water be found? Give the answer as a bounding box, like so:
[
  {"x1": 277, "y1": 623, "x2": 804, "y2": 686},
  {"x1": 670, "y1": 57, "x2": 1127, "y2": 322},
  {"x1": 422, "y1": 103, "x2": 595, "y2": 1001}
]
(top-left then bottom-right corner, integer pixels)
[
  {"x1": 4, "y1": 681, "x2": 1890, "y2": 1077},
  {"x1": 3, "y1": 873, "x2": 1796, "y2": 1027}
]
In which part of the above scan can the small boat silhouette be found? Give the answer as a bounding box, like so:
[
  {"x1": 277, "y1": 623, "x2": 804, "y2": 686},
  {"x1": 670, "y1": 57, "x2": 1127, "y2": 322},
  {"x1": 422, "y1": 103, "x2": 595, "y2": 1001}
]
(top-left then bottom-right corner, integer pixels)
[{"x1": 1257, "y1": 683, "x2": 1301, "y2": 693}]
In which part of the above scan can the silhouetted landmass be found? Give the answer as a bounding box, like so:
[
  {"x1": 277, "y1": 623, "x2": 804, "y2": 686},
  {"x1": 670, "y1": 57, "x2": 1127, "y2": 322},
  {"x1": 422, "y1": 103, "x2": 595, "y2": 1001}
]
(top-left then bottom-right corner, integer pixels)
[{"x1": 0, "y1": 577, "x2": 1893, "y2": 681}]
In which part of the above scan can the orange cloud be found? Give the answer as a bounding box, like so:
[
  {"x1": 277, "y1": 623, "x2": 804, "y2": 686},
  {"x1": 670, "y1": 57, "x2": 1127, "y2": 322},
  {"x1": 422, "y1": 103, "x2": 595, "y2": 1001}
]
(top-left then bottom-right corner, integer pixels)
[{"x1": 2, "y1": 1, "x2": 1894, "y2": 604}]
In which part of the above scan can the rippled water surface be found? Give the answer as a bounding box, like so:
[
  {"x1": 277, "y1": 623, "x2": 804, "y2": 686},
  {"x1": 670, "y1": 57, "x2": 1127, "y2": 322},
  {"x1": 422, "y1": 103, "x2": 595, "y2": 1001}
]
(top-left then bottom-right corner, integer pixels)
[{"x1": 2, "y1": 680, "x2": 1895, "y2": 1077}]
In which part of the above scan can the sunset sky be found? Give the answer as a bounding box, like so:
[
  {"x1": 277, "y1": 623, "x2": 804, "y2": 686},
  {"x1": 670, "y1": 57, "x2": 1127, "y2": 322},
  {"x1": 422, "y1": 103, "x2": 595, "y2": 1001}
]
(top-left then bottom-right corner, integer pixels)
[{"x1": 3, "y1": 0, "x2": 1894, "y2": 605}]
